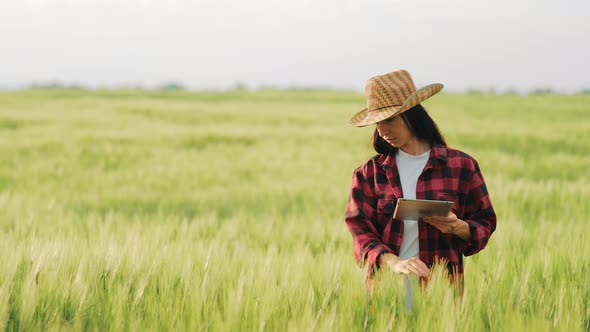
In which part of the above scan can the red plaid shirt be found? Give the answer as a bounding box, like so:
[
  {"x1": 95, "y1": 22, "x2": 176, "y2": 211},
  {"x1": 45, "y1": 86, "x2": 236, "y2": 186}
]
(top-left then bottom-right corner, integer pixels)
[{"x1": 345, "y1": 144, "x2": 496, "y2": 280}]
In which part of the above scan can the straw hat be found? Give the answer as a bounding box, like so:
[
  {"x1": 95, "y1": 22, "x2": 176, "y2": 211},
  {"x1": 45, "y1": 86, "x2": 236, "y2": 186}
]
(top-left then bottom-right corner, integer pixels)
[{"x1": 350, "y1": 70, "x2": 443, "y2": 127}]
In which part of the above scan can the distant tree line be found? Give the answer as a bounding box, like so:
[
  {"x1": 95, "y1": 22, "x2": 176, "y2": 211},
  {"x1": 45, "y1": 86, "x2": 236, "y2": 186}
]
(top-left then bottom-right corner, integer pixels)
[
  {"x1": 28, "y1": 81, "x2": 187, "y2": 91},
  {"x1": 22, "y1": 81, "x2": 590, "y2": 95}
]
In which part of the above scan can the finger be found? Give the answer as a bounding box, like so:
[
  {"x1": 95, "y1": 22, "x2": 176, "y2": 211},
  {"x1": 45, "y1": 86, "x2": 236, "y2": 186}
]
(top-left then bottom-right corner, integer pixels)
[
  {"x1": 408, "y1": 262, "x2": 429, "y2": 277},
  {"x1": 423, "y1": 218, "x2": 435, "y2": 226},
  {"x1": 430, "y1": 223, "x2": 451, "y2": 234},
  {"x1": 410, "y1": 258, "x2": 431, "y2": 276},
  {"x1": 417, "y1": 263, "x2": 431, "y2": 277},
  {"x1": 428, "y1": 220, "x2": 451, "y2": 232},
  {"x1": 407, "y1": 262, "x2": 429, "y2": 278},
  {"x1": 409, "y1": 266, "x2": 428, "y2": 278},
  {"x1": 430, "y1": 216, "x2": 452, "y2": 223},
  {"x1": 425, "y1": 219, "x2": 441, "y2": 229},
  {"x1": 425, "y1": 217, "x2": 448, "y2": 224},
  {"x1": 405, "y1": 264, "x2": 420, "y2": 277}
]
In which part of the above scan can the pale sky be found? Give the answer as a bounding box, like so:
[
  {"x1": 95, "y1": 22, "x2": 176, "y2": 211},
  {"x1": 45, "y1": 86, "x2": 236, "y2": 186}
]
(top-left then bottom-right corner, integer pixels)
[{"x1": 1, "y1": 0, "x2": 589, "y2": 92}]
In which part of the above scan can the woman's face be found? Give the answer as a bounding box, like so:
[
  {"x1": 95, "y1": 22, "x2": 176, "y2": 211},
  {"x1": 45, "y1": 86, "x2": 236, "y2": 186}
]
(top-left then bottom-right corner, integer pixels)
[{"x1": 376, "y1": 115, "x2": 415, "y2": 149}]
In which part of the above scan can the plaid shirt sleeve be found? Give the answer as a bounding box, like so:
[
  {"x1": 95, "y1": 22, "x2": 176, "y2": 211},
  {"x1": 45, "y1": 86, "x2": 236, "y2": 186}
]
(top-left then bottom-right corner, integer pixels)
[
  {"x1": 455, "y1": 159, "x2": 497, "y2": 256},
  {"x1": 345, "y1": 162, "x2": 393, "y2": 271}
]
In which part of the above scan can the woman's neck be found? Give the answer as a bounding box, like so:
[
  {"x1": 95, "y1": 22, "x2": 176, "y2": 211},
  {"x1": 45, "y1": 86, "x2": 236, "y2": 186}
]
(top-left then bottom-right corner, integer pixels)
[{"x1": 399, "y1": 138, "x2": 430, "y2": 156}]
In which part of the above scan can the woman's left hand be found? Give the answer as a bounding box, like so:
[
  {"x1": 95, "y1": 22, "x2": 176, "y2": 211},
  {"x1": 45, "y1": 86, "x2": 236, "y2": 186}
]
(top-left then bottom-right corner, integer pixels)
[{"x1": 423, "y1": 212, "x2": 471, "y2": 241}]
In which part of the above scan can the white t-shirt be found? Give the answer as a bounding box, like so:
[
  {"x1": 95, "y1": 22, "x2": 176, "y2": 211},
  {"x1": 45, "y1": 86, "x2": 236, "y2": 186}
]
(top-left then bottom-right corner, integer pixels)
[
  {"x1": 395, "y1": 148, "x2": 430, "y2": 312},
  {"x1": 395, "y1": 148, "x2": 430, "y2": 260}
]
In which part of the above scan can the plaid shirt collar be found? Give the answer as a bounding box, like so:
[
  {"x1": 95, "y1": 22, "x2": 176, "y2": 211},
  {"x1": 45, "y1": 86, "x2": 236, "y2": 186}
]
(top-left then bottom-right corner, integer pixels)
[{"x1": 376, "y1": 144, "x2": 449, "y2": 171}]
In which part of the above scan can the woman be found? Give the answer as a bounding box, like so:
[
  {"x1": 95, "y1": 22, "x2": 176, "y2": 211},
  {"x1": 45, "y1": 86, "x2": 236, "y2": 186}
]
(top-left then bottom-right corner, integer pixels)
[{"x1": 345, "y1": 70, "x2": 496, "y2": 302}]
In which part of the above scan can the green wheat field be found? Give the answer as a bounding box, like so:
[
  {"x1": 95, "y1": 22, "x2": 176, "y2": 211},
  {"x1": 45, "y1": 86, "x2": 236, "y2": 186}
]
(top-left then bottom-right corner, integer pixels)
[{"x1": 0, "y1": 90, "x2": 589, "y2": 331}]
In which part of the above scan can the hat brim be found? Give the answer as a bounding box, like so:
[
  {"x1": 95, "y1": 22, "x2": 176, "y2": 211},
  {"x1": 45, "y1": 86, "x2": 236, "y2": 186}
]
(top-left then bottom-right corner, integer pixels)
[{"x1": 350, "y1": 83, "x2": 444, "y2": 127}]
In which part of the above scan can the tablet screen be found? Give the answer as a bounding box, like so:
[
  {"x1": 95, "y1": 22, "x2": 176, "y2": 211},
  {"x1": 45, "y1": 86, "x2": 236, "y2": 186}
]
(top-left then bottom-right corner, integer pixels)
[{"x1": 392, "y1": 198, "x2": 453, "y2": 220}]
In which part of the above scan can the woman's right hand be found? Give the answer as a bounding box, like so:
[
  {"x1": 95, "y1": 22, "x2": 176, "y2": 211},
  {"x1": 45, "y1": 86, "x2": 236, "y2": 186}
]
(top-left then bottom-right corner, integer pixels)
[{"x1": 380, "y1": 253, "x2": 431, "y2": 278}]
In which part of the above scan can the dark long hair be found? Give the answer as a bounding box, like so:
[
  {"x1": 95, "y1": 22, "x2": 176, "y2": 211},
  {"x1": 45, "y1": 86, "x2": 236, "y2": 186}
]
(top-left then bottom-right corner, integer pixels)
[{"x1": 372, "y1": 103, "x2": 446, "y2": 154}]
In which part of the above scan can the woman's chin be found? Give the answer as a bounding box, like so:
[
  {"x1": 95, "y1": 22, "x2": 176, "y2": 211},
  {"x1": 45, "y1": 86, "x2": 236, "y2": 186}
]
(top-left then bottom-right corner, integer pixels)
[{"x1": 387, "y1": 141, "x2": 399, "y2": 148}]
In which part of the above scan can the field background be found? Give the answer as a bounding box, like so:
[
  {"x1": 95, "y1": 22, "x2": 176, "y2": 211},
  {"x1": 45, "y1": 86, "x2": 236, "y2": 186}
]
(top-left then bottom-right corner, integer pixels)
[{"x1": 0, "y1": 90, "x2": 588, "y2": 331}]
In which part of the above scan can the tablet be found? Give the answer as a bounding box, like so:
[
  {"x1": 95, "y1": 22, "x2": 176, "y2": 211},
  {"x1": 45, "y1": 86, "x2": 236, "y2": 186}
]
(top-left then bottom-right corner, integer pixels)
[{"x1": 392, "y1": 198, "x2": 453, "y2": 220}]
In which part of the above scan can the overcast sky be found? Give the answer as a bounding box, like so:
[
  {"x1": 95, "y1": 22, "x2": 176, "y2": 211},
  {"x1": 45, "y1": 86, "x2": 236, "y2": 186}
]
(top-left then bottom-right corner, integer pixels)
[{"x1": 1, "y1": 0, "x2": 589, "y2": 92}]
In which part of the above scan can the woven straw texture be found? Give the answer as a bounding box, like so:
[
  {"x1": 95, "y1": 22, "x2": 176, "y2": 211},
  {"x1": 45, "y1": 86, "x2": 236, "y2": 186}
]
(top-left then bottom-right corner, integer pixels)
[{"x1": 350, "y1": 70, "x2": 443, "y2": 127}]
